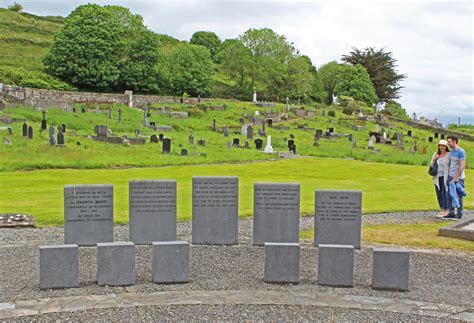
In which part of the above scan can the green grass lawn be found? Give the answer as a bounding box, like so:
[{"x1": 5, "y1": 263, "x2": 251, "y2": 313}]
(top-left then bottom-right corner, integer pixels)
[
  {"x1": 1, "y1": 157, "x2": 472, "y2": 226},
  {"x1": 301, "y1": 222, "x2": 474, "y2": 252}
]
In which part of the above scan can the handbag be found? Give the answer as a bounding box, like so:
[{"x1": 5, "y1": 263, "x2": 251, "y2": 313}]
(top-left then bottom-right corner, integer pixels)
[{"x1": 428, "y1": 161, "x2": 438, "y2": 176}]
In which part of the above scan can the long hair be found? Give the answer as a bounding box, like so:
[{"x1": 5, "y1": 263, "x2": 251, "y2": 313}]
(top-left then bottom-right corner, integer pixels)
[{"x1": 437, "y1": 145, "x2": 450, "y2": 154}]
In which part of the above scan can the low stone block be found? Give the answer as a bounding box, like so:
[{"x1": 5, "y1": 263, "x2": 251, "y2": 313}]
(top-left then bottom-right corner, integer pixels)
[
  {"x1": 97, "y1": 242, "x2": 135, "y2": 286},
  {"x1": 318, "y1": 244, "x2": 354, "y2": 287},
  {"x1": 264, "y1": 242, "x2": 300, "y2": 284},
  {"x1": 39, "y1": 244, "x2": 78, "y2": 289},
  {"x1": 372, "y1": 248, "x2": 410, "y2": 291},
  {"x1": 152, "y1": 241, "x2": 189, "y2": 283}
]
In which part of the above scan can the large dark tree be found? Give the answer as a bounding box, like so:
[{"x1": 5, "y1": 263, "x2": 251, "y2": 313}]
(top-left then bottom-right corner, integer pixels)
[
  {"x1": 341, "y1": 47, "x2": 406, "y2": 102},
  {"x1": 190, "y1": 31, "x2": 221, "y2": 61}
]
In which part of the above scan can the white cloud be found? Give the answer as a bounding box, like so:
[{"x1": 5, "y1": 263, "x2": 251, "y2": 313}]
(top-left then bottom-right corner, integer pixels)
[{"x1": 2, "y1": 0, "x2": 472, "y2": 124}]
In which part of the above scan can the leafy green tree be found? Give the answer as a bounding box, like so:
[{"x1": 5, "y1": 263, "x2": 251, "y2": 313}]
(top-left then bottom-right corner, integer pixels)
[
  {"x1": 282, "y1": 55, "x2": 315, "y2": 101},
  {"x1": 157, "y1": 34, "x2": 181, "y2": 47},
  {"x1": 382, "y1": 100, "x2": 409, "y2": 119},
  {"x1": 216, "y1": 40, "x2": 253, "y2": 89},
  {"x1": 318, "y1": 61, "x2": 341, "y2": 104},
  {"x1": 190, "y1": 31, "x2": 221, "y2": 61},
  {"x1": 342, "y1": 47, "x2": 406, "y2": 102},
  {"x1": 334, "y1": 64, "x2": 378, "y2": 105},
  {"x1": 7, "y1": 2, "x2": 23, "y2": 12},
  {"x1": 43, "y1": 4, "x2": 160, "y2": 92},
  {"x1": 159, "y1": 43, "x2": 214, "y2": 96}
]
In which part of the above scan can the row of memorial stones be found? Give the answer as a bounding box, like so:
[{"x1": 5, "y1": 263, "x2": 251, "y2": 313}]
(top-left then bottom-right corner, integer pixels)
[
  {"x1": 20, "y1": 122, "x2": 66, "y2": 145},
  {"x1": 39, "y1": 242, "x2": 409, "y2": 291}
]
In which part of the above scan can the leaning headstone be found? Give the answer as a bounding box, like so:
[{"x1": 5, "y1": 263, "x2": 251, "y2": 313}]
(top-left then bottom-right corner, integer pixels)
[
  {"x1": 314, "y1": 190, "x2": 362, "y2": 248},
  {"x1": 97, "y1": 242, "x2": 135, "y2": 286},
  {"x1": 129, "y1": 180, "x2": 177, "y2": 244},
  {"x1": 150, "y1": 134, "x2": 159, "y2": 143},
  {"x1": 264, "y1": 242, "x2": 300, "y2": 284},
  {"x1": 64, "y1": 184, "x2": 114, "y2": 246},
  {"x1": 253, "y1": 183, "x2": 300, "y2": 246},
  {"x1": 372, "y1": 248, "x2": 410, "y2": 291},
  {"x1": 192, "y1": 176, "x2": 238, "y2": 245},
  {"x1": 318, "y1": 244, "x2": 354, "y2": 287},
  {"x1": 39, "y1": 244, "x2": 79, "y2": 289},
  {"x1": 152, "y1": 241, "x2": 189, "y2": 283}
]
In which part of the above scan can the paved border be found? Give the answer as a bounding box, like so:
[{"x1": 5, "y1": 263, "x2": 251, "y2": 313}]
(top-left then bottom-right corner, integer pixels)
[{"x1": 0, "y1": 290, "x2": 472, "y2": 320}]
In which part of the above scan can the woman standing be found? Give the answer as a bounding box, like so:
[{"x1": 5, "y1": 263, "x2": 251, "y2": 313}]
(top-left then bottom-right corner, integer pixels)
[{"x1": 430, "y1": 140, "x2": 450, "y2": 217}]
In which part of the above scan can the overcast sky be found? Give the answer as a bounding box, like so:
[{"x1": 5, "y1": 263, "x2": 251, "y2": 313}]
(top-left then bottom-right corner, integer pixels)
[{"x1": 2, "y1": 0, "x2": 473, "y2": 124}]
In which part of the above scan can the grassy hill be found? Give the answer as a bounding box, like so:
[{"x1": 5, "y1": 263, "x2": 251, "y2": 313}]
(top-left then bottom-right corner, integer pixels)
[{"x1": 0, "y1": 8, "x2": 72, "y2": 90}]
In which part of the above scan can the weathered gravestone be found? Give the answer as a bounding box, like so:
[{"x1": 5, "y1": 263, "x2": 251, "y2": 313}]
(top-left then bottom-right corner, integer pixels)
[
  {"x1": 223, "y1": 126, "x2": 229, "y2": 137},
  {"x1": 27, "y1": 126, "x2": 33, "y2": 139},
  {"x1": 150, "y1": 134, "x2": 159, "y2": 143},
  {"x1": 188, "y1": 132, "x2": 194, "y2": 145},
  {"x1": 158, "y1": 133, "x2": 164, "y2": 141},
  {"x1": 41, "y1": 110, "x2": 47, "y2": 130},
  {"x1": 192, "y1": 176, "x2": 238, "y2": 245},
  {"x1": 39, "y1": 244, "x2": 79, "y2": 289},
  {"x1": 181, "y1": 148, "x2": 188, "y2": 156},
  {"x1": 97, "y1": 242, "x2": 135, "y2": 286},
  {"x1": 233, "y1": 138, "x2": 240, "y2": 146},
  {"x1": 57, "y1": 131, "x2": 64, "y2": 145},
  {"x1": 95, "y1": 125, "x2": 108, "y2": 138},
  {"x1": 64, "y1": 184, "x2": 114, "y2": 246},
  {"x1": 253, "y1": 183, "x2": 300, "y2": 246},
  {"x1": 314, "y1": 190, "x2": 362, "y2": 248},
  {"x1": 197, "y1": 139, "x2": 206, "y2": 147},
  {"x1": 247, "y1": 125, "x2": 253, "y2": 139},
  {"x1": 255, "y1": 138, "x2": 263, "y2": 150},
  {"x1": 129, "y1": 180, "x2": 177, "y2": 244}
]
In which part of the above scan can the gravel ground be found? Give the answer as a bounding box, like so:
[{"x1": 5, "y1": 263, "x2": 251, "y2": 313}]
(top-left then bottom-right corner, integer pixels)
[
  {"x1": 0, "y1": 211, "x2": 473, "y2": 320},
  {"x1": 13, "y1": 304, "x2": 456, "y2": 322}
]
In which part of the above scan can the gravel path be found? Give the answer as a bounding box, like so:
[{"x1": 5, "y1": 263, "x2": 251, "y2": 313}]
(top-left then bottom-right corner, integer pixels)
[{"x1": 0, "y1": 211, "x2": 473, "y2": 321}]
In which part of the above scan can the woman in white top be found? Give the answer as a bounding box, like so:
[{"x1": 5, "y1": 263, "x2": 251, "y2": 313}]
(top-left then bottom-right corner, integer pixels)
[{"x1": 430, "y1": 140, "x2": 451, "y2": 217}]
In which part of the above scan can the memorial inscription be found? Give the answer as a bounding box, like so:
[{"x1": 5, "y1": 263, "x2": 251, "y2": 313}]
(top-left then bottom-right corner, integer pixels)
[
  {"x1": 314, "y1": 190, "x2": 362, "y2": 248},
  {"x1": 253, "y1": 183, "x2": 300, "y2": 245},
  {"x1": 192, "y1": 176, "x2": 238, "y2": 245},
  {"x1": 129, "y1": 180, "x2": 177, "y2": 244},
  {"x1": 64, "y1": 184, "x2": 113, "y2": 246}
]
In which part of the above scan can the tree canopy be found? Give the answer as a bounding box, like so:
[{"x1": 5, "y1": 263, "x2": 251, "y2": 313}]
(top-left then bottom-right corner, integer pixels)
[
  {"x1": 190, "y1": 31, "x2": 221, "y2": 61},
  {"x1": 335, "y1": 64, "x2": 378, "y2": 105},
  {"x1": 342, "y1": 47, "x2": 406, "y2": 102}
]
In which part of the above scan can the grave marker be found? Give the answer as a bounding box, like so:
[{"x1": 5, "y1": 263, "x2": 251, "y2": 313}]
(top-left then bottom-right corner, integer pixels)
[
  {"x1": 253, "y1": 183, "x2": 300, "y2": 246},
  {"x1": 192, "y1": 176, "x2": 238, "y2": 245},
  {"x1": 129, "y1": 180, "x2": 177, "y2": 244},
  {"x1": 372, "y1": 248, "x2": 410, "y2": 291},
  {"x1": 152, "y1": 241, "x2": 189, "y2": 283},
  {"x1": 264, "y1": 242, "x2": 300, "y2": 284},
  {"x1": 64, "y1": 184, "x2": 113, "y2": 246},
  {"x1": 97, "y1": 242, "x2": 135, "y2": 286},
  {"x1": 39, "y1": 244, "x2": 79, "y2": 289},
  {"x1": 318, "y1": 244, "x2": 354, "y2": 287},
  {"x1": 314, "y1": 190, "x2": 362, "y2": 248}
]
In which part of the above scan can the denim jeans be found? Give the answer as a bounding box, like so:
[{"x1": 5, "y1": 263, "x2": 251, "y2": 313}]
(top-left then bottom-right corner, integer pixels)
[
  {"x1": 447, "y1": 176, "x2": 464, "y2": 216},
  {"x1": 435, "y1": 176, "x2": 448, "y2": 210}
]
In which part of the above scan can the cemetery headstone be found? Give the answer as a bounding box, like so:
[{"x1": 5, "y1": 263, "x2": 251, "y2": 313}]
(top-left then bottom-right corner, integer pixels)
[
  {"x1": 440, "y1": 134, "x2": 445, "y2": 139},
  {"x1": 227, "y1": 140, "x2": 232, "y2": 149},
  {"x1": 3, "y1": 137, "x2": 11, "y2": 145},
  {"x1": 61, "y1": 124, "x2": 66, "y2": 133},
  {"x1": 255, "y1": 138, "x2": 263, "y2": 150},
  {"x1": 181, "y1": 148, "x2": 188, "y2": 156},
  {"x1": 224, "y1": 126, "x2": 229, "y2": 137},
  {"x1": 244, "y1": 141, "x2": 249, "y2": 148},
  {"x1": 57, "y1": 131, "x2": 64, "y2": 145},
  {"x1": 348, "y1": 134, "x2": 353, "y2": 142},
  {"x1": 407, "y1": 130, "x2": 412, "y2": 137},
  {"x1": 189, "y1": 132, "x2": 194, "y2": 145},
  {"x1": 49, "y1": 126, "x2": 55, "y2": 138},
  {"x1": 41, "y1": 110, "x2": 47, "y2": 130},
  {"x1": 239, "y1": 118, "x2": 245, "y2": 124},
  {"x1": 129, "y1": 180, "x2": 177, "y2": 244},
  {"x1": 152, "y1": 241, "x2": 189, "y2": 283},
  {"x1": 318, "y1": 244, "x2": 354, "y2": 287},
  {"x1": 109, "y1": 107, "x2": 113, "y2": 119},
  {"x1": 97, "y1": 242, "x2": 135, "y2": 286},
  {"x1": 159, "y1": 133, "x2": 164, "y2": 141},
  {"x1": 64, "y1": 184, "x2": 114, "y2": 246},
  {"x1": 197, "y1": 139, "x2": 206, "y2": 147},
  {"x1": 27, "y1": 126, "x2": 33, "y2": 139},
  {"x1": 434, "y1": 133, "x2": 438, "y2": 138},
  {"x1": 49, "y1": 134, "x2": 57, "y2": 146},
  {"x1": 314, "y1": 190, "x2": 362, "y2": 248},
  {"x1": 428, "y1": 137, "x2": 433, "y2": 143},
  {"x1": 233, "y1": 138, "x2": 240, "y2": 146},
  {"x1": 247, "y1": 125, "x2": 253, "y2": 139},
  {"x1": 241, "y1": 124, "x2": 248, "y2": 136},
  {"x1": 22, "y1": 123, "x2": 27, "y2": 137},
  {"x1": 95, "y1": 125, "x2": 108, "y2": 138},
  {"x1": 118, "y1": 106, "x2": 122, "y2": 122},
  {"x1": 267, "y1": 119, "x2": 273, "y2": 126},
  {"x1": 81, "y1": 108, "x2": 86, "y2": 113},
  {"x1": 39, "y1": 245, "x2": 79, "y2": 289},
  {"x1": 192, "y1": 176, "x2": 238, "y2": 245},
  {"x1": 372, "y1": 248, "x2": 410, "y2": 291},
  {"x1": 253, "y1": 183, "x2": 300, "y2": 245},
  {"x1": 150, "y1": 134, "x2": 158, "y2": 143},
  {"x1": 264, "y1": 242, "x2": 300, "y2": 283},
  {"x1": 264, "y1": 135, "x2": 273, "y2": 153},
  {"x1": 212, "y1": 118, "x2": 216, "y2": 131},
  {"x1": 162, "y1": 138, "x2": 171, "y2": 153}
]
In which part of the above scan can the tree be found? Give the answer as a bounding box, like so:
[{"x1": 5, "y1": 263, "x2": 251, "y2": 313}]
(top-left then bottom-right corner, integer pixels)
[
  {"x1": 318, "y1": 61, "x2": 341, "y2": 104},
  {"x1": 382, "y1": 100, "x2": 409, "y2": 119},
  {"x1": 157, "y1": 34, "x2": 181, "y2": 47},
  {"x1": 217, "y1": 40, "x2": 253, "y2": 89},
  {"x1": 159, "y1": 43, "x2": 214, "y2": 96},
  {"x1": 190, "y1": 31, "x2": 221, "y2": 61},
  {"x1": 8, "y1": 2, "x2": 23, "y2": 12},
  {"x1": 334, "y1": 64, "x2": 378, "y2": 105},
  {"x1": 342, "y1": 47, "x2": 406, "y2": 102},
  {"x1": 43, "y1": 4, "x2": 160, "y2": 92}
]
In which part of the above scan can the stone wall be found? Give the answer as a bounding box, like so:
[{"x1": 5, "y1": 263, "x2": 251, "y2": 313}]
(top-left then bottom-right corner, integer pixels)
[{"x1": 1, "y1": 85, "x2": 210, "y2": 109}]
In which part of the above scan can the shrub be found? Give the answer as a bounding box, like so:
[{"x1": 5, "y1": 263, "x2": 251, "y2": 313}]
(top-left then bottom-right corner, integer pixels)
[
  {"x1": 8, "y1": 2, "x2": 23, "y2": 12},
  {"x1": 187, "y1": 108, "x2": 205, "y2": 118},
  {"x1": 337, "y1": 95, "x2": 354, "y2": 107},
  {"x1": 342, "y1": 106, "x2": 354, "y2": 115},
  {"x1": 328, "y1": 110, "x2": 336, "y2": 117}
]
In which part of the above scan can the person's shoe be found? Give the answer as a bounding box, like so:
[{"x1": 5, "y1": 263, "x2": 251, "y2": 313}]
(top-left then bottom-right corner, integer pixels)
[
  {"x1": 442, "y1": 214, "x2": 457, "y2": 220},
  {"x1": 454, "y1": 215, "x2": 463, "y2": 220},
  {"x1": 436, "y1": 211, "x2": 447, "y2": 218}
]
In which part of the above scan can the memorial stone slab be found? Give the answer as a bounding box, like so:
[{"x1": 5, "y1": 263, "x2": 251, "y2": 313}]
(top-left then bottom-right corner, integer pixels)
[
  {"x1": 314, "y1": 190, "x2": 362, "y2": 248},
  {"x1": 372, "y1": 248, "x2": 410, "y2": 291},
  {"x1": 97, "y1": 242, "x2": 135, "y2": 286},
  {"x1": 318, "y1": 244, "x2": 354, "y2": 287},
  {"x1": 64, "y1": 184, "x2": 113, "y2": 246},
  {"x1": 152, "y1": 241, "x2": 189, "y2": 283},
  {"x1": 264, "y1": 242, "x2": 300, "y2": 284},
  {"x1": 253, "y1": 183, "x2": 300, "y2": 246},
  {"x1": 39, "y1": 244, "x2": 79, "y2": 289},
  {"x1": 129, "y1": 180, "x2": 177, "y2": 244},
  {"x1": 192, "y1": 176, "x2": 238, "y2": 245}
]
